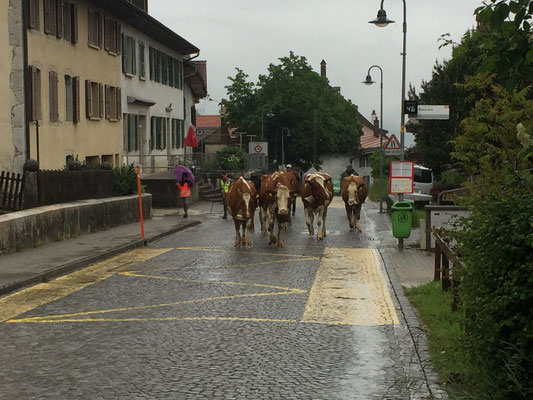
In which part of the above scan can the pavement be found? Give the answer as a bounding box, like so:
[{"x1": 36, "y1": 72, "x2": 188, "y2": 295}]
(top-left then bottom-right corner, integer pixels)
[{"x1": 0, "y1": 199, "x2": 435, "y2": 297}]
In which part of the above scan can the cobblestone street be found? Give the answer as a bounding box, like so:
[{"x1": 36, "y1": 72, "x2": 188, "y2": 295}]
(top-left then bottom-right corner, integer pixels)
[{"x1": 0, "y1": 199, "x2": 441, "y2": 399}]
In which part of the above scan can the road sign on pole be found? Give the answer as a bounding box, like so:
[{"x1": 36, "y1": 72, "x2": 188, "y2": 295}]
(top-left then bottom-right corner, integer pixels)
[
  {"x1": 389, "y1": 161, "x2": 414, "y2": 194},
  {"x1": 416, "y1": 105, "x2": 450, "y2": 120},
  {"x1": 384, "y1": 134, "x2": 401, "y2": 156}
]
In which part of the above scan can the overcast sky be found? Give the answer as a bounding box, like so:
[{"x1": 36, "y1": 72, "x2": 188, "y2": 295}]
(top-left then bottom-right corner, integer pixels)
[{"x1": 150, "y1": 0, "x2": 482, "y2": 146}]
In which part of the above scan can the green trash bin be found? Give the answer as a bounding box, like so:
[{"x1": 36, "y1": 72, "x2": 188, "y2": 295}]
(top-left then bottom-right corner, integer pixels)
[{"x1": 391, "y1": 201, "x2": 413, "y2": 238}]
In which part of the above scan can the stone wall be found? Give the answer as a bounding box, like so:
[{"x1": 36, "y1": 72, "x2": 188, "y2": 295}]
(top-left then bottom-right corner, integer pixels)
[{"x1": 0, "y1": 194, "x2": 152, "y2": 254}]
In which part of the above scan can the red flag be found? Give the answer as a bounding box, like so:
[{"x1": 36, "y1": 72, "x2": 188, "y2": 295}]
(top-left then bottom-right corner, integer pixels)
[{"x1": 184, "y1": 125, "x2": 199, "y2": 147}]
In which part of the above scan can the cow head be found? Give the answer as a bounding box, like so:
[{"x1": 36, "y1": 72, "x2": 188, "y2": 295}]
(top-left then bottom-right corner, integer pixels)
[
  {"x1": 271, "y1": 183, "x2": 292, "y2": 215},
  {"x1": 306, "y1": 174, "x2": 332, "y2": 203},
  {"x1": 346, "y1": 182, "x2": 360, "y2": 206}
]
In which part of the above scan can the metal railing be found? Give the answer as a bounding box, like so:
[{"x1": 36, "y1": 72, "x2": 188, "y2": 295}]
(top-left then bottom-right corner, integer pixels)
[{"x1": 126, "y1": 153, "x2": 268, "y2": 174}]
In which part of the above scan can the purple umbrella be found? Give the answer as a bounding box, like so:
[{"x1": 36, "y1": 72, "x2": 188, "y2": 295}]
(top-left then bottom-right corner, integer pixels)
[{"x1": 173, "y1": 165, "x2": 195, "y2": 187}]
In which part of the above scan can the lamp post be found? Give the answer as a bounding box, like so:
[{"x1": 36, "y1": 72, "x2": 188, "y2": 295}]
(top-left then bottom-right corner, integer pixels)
[
  {"x1": 370, "y1": 0, "x2": 407, "y2": 250},
  {"x1": 281, "y1": 127, "x2": 290, "y2": 169},
  {"x1": 363, "y1": 65, "x2": 384, "y2": 214},
  {"x1": 261, "y1": 107, "x2": 275, "y2": 141}
]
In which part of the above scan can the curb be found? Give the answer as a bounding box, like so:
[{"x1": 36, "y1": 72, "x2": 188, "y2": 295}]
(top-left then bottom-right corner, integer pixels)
[{"x1": 0, "y1": 220, "x2": 201, "y2": 297}]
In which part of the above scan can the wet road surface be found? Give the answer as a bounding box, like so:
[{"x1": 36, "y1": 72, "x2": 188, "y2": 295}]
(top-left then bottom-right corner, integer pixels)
[{"x1": 0, "y1": 198, "x2": 437, "y2": 399}]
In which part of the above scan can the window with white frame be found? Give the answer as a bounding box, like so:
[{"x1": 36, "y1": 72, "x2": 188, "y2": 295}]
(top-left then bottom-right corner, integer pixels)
[
  {"x1": 150, "y1": 116, "x2": 167, "y2": 151},
  {"x1": 122, "y1": 34, "x2": 136, "y2": 75}
]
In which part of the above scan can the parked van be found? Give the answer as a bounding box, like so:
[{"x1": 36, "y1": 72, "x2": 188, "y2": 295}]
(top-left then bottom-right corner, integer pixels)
[{"x1": 413, "y1": 164, "x2": 434, "y2": 196}]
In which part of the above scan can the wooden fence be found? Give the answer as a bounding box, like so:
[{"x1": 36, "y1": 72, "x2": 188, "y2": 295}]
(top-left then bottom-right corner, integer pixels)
[
  {"x1": 434, "y1": 233, "x2": 463, "y2": 311},
  {"x1": 0, "y1": 171, "x2": 24, "y2": 211}
]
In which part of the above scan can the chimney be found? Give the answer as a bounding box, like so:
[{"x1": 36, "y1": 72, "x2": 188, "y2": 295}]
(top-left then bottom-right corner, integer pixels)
[
  {"x1": 373, "y1": 112, "x2": 380, "y2": 138},
  {"x1": 320, "y1": 60, "x2": 327, "y2": 78}
]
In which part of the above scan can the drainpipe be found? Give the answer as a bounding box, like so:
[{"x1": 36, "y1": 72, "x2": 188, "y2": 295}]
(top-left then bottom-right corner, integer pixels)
[{"x1": 22, "y1": 0, "x2": 31, "y2": 161}]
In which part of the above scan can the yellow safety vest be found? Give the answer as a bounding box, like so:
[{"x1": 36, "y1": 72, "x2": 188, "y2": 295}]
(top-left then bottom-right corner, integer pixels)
[{"x1": 220, "y1": 179, "x2": 231, "y2": 193}]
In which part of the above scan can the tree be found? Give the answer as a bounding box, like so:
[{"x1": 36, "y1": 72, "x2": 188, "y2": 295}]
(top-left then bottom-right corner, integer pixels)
[
  {"x1": 474, "y1": 0, "x2": 533, "y2": 90},
  {"x1": 221, "y1": 53, "x2": 362, "y2": 170},
  {"x1": 408, "y1": 31, "x2": 484, "y2": 179}
]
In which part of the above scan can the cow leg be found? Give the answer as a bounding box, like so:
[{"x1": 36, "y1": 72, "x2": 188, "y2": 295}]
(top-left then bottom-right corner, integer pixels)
[
  {"x1": 317, "y1": 206, "x2": 325, "y2": 240},
  {"x1": 277, "y1": 221, "x2": 289, "y2": 248},
  {"x1": 241, "y1": 220, "x2": 252, "y2": 247},
  {"x1": 233, "y1": 218, "x2": 242, "y2": 247},
  {"x1": 259, "y1": 207, "x2": 267, "y2": 236},
  {"x1": 346, "y1": 205, "x2": 355, "y2": 229},
  {"x1": 305, "y1": 207, "x2": 314, "y2": 236},
  {"x1": 354, "y1": 205, "x2": 363, "y2": 232},
  {"x1": 248, "y1": 211, "x2": 256, "y2": 233},
  {"x1": 268, "y1": 210, "x2": 277, "y2": 245},
  {"x1": 322, "y1": 207, "x2": 328, "y2": 238}
]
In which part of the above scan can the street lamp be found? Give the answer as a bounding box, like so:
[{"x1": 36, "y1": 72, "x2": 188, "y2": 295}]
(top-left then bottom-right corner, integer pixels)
[
  {"x1": 281, "y1": 127, "x2": 290, "y2": 169},
  {"x1": 261, "y1": 107, "x2": 275, "y2": 141},
  {"x1": 362, "y1": 65, "x2": 384, "y2": 214},
  {"x1": 369, "y1": 0, "x2": 406, "y2": 169},
  {"x1": 370, "y1": 0, "x2": 407, "y2": 250}
]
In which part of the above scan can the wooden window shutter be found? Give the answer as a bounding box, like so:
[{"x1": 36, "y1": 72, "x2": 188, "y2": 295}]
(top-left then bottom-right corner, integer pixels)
[
  {"x1": 85, "y1": 80, "x2": 92, "y2": 118},
  {"x1": 116, "y1": 87, "x2": 122, "y2": 120},
  {"x1": 48, "y1": 71, "x2": 53, "y2": 121},
  {"x1": 54, "y1": 71, "x2": 59, "y2": 121},
  {"x1": 28, "y1": 0, "x2": 39, "y2": 30},
  {"x1": 73, "y1": 76, "x2": 80, "y2": 122},
  {"x1": 56, "y1": 0, "x2": 63, "y2": 38},
  {"x1": 98, "y1": 13, "x2": 104, "y2": 48},
  {"x1": 103, "y1": 16, "x2": 108, "y2": 51},
  {"x1": 116, "y1": 22, "x2": 121, "y2": 55},
  {"x1": 28, "y1": 65, "x2": 34, "y2": 120},
  {"x1": 132, "y1": 38, "x2": 136, "y2": 75},
  {"x1": 98, "y1": 83, "x2": 104, "y2": 118},
  {"x1": 44, "y1": 0, "x2": 51, "y2": 34},
  {"x1": 71, "y1": 3, "x2": 78, "y2": 43},
  {"x1": 121, "y1": 34, "x2": 126, "y2": 73},
  {"x1": 104, "y1": 85, "x2": 110, "y2": 119}
]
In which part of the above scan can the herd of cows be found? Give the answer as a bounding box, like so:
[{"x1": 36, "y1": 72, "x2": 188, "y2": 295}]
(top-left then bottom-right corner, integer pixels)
[{"x1": 225, "y1": 171, "x2": 368, "y2": 248}]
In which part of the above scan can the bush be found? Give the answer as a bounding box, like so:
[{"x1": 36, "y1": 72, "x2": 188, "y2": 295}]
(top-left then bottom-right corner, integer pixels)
[
  {"x1": 216, "y1": 146, "x2": 246, "y2": 170},
  {"x1": 450, "y1": 177, "x2": 533, "y2": 399},
  {"x1": 113, "y1": 164, "x2": 137, "y2": 195}
]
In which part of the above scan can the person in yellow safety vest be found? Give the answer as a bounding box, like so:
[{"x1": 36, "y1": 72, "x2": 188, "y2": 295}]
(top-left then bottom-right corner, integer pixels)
[
  {"x1": 219, "y1": 173, "x2": 232, "y2": 219},
  {"x1": 177, "y1": 172, "x2": 193, "y2": 218}
]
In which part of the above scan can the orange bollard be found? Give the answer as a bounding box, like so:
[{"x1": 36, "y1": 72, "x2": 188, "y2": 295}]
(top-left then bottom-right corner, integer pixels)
[{"x1": 136, "y1": 166, "x2": 145, "y2": 239}]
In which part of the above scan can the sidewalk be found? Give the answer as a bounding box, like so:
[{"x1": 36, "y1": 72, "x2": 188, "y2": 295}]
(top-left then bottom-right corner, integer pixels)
[{"x1": 0, "y1": 200, "x2": 222, "y2": 296}]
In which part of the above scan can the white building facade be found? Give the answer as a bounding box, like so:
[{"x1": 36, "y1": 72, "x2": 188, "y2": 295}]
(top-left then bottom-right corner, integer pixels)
[{"x1": 120, "y1": 14, "x2": 206, "y2": 173}]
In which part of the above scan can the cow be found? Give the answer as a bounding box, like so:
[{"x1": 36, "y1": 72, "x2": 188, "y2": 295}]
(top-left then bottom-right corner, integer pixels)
[
  {"x1": 341, "y1": 175, "x2": 368, "y2": 232},
  {"x1": 226, "y1": 177, "x2": 258, "y2": 247},
  {"x1": 258, "y1": 171, "x2": 297, "y2": 247},
  {"x1": 301, "y1": 172, "x2": 333, "y2": 240}
]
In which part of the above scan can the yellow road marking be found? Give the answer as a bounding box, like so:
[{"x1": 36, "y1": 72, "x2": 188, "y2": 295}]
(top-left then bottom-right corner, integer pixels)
[
  {"x1": 8, "y1": 290, "x2": 305, "y2": 323},
  {"x1": 119, "y1": 271, "x2": 307, "y2": 292},
  {"x1": 0, "y1": 248, "x2": 172, "y2": 323},
  {"x1": 175, "y1": 247, "x2": 320, "y2": 259},
  {"x1": 8, "y1": 316, "x2": 298, "y2": 324},
  {"x1": 301, "y1": 248, "x2": 399, "y2": 326}
]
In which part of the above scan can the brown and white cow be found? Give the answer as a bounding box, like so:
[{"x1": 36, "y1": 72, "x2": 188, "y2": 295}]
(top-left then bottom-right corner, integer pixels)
[
  {"x1": 341, "y1": 175, "x2": 368, "y2": 232},
  {"x1": 226, "y1": 177, "x2": 258, "y2": 247},
  {"x1": 301, "y1": 172, "x2": 333, "y2": 240},
  {"x1": 258, "y1": 171, "x2": 297, "y2": 247}
]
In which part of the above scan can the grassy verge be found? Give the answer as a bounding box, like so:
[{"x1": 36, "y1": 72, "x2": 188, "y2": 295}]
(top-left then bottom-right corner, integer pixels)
[
  {"x1": 412, "y1": 208, "x2": 425, "y2": 228},
  {"x1": 405, "y1": 281, "x2": 473, "y2": 396},
  {"x1": 368, "y1": 179, "x2": 388, "y2": 202}
]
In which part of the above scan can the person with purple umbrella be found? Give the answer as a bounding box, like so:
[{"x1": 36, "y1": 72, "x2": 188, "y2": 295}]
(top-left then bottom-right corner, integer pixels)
[{"x1": 177, "y1": 172, "x2": 193, "y2": 218}]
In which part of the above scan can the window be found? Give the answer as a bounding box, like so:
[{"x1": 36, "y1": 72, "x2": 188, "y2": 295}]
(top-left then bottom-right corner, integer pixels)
[
  {"x1": 29, "y1": 66, "x2": 41, "y2": 121},
  {"x1": 148, "y1": 46, "x2": 183, "y2": 88},
  {"x1": 150, "y1": 116, "x2": 167, "y2": 151},
  {"x1": 104, "y1": 85, "x2": 121, "y2": 120},
  {"x1": 60, "y1": 1, "x2": 78, "y2": 43},
  {"x1": 85, "y1": 80, "x2": 103, "y2": 119},
  {"x1": 104, "y1": 17, "x2": 120, "y2": 54},
  {"x1": 139, "y1": 42, "x2": 145, "y2": 79},
  {"x1": 49, "y1": 71, "x2": 59, "y2": 122},
  {"x1": 43, "y1": 0, "x2": 57, "y2": 36},
  {"x1": 127, "y1": 0, "x2": 148, "y2": 12},
  {"x1": 28, "y1": 0, "x2": 40, "y2": 30},
  {"x1": 87, "y1": 9, "x2": 102, "y2": 48},
  {"x1": 121, "y1": 34, "x2": 136, "y2": 75},
  {"x1": 359, "y1": 154, "x2": 370, "y2": 168},
  {"x1": 65, "y1": 75, "x2": 72, "y2": 121},
  {"x1": 171, "y1": 118, "x2": 184, "y2": 149},
  {"x1": 124, "y1": 114, "x2": 140, "y2": 152}
]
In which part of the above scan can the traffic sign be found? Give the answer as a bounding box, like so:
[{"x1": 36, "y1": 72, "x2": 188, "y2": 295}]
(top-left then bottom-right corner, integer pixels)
[
  {"x1": 389, "y1": 161, "x2": 414, "y2": 194},
  {"x1": 249, "y1": 141, "x2": 268, "y2": 155},
  {"x1": 416, "y1": 105, "x2": 449, "y2": 120},
  {"x1": 384, "y1": 134, "x2": 401, "y2": 156},
  {"x1": 404, "y1": 100, "x2": 418, "y2": 115}
]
